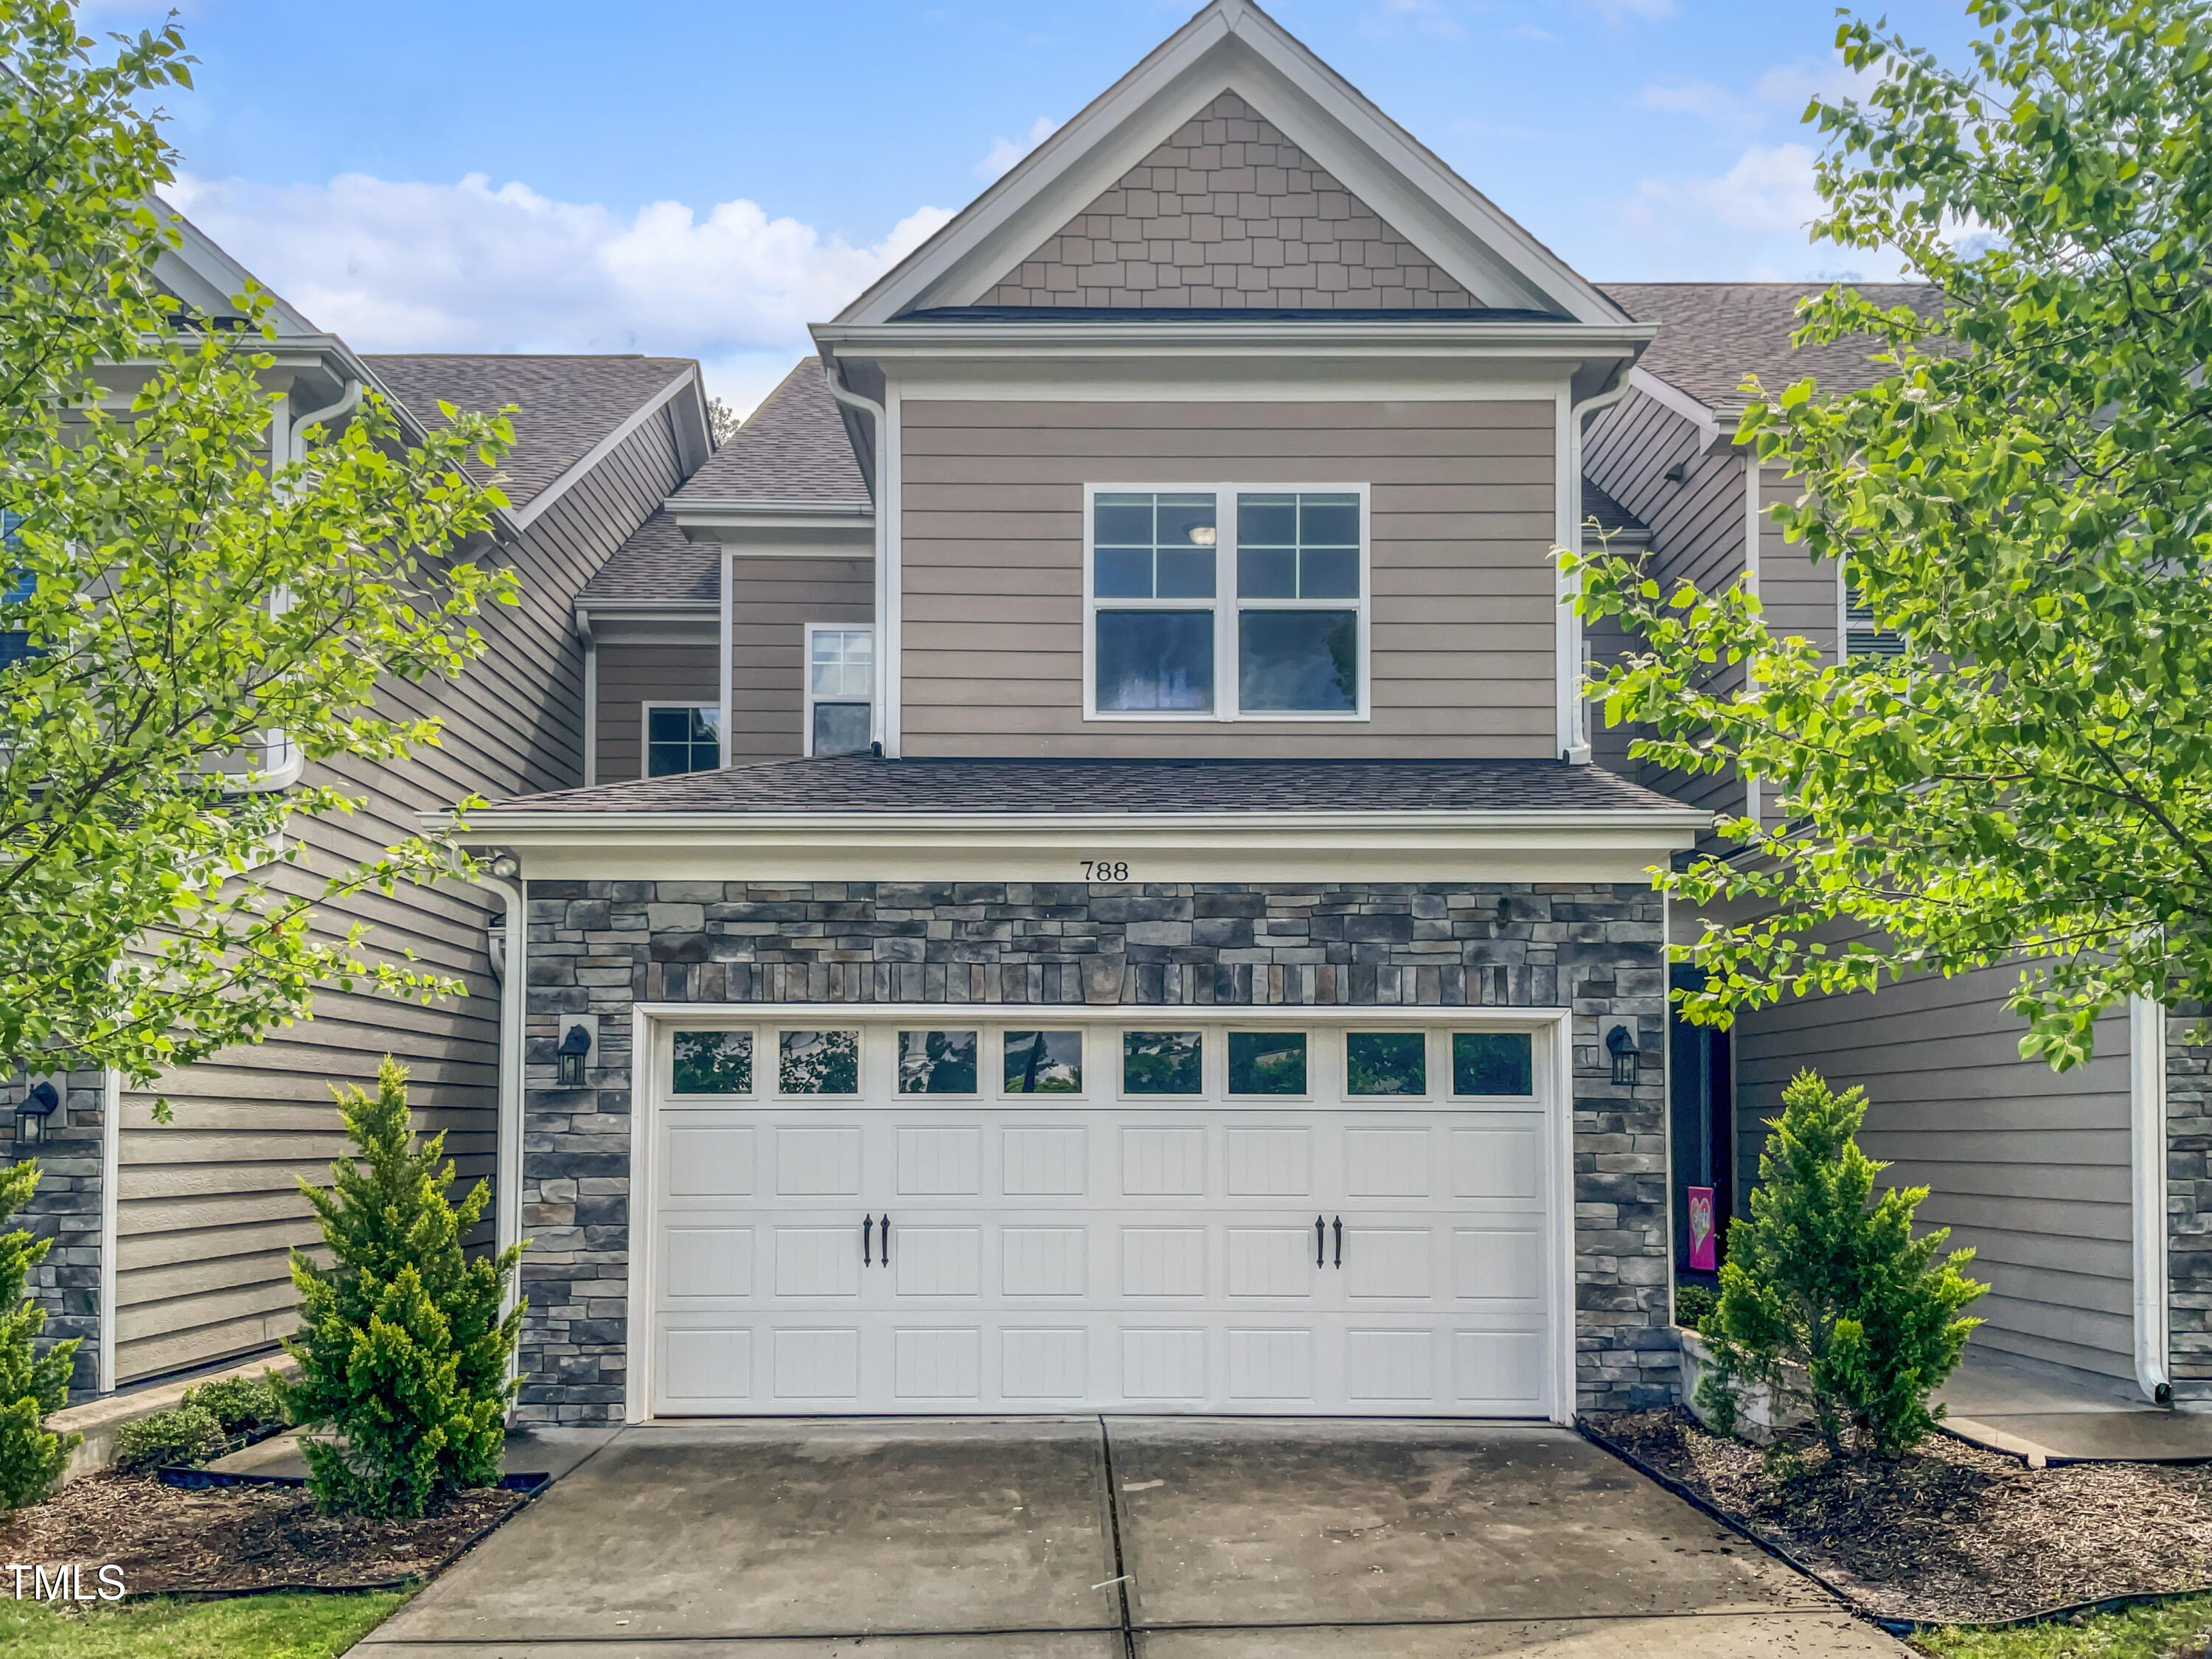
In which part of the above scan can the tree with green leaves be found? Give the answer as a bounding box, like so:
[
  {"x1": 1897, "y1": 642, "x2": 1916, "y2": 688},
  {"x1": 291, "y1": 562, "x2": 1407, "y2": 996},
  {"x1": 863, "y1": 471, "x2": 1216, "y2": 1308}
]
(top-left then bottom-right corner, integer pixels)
[
  {"x1": 0, "y1": 1, "x2": 516, "y2": 1106},
  {"x1": 0, "y1": 1160, "x2": 80, "y2": 1508},
  {"x1": 1568, "y1": 0, "x2": 2212, "y2": 1068},
  {"x1": 1699, "y1": 1071, "x2": 1986, "y2": 1456},
  {"x1": 279, "y1": 1057, "x2": 523, "y2": 1518}
]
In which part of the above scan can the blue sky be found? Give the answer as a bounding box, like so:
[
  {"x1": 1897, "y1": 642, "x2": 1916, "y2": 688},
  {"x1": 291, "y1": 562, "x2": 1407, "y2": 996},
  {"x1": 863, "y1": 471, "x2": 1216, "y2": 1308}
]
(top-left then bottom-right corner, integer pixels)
[{"x1": 88, "y1": 0, "x2": 1979, "y2": 408}]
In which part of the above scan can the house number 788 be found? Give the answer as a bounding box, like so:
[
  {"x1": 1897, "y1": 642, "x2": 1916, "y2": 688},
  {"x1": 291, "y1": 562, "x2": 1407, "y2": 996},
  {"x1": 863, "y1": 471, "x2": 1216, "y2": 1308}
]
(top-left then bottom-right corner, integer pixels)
[{"x1": 1082, "y1": 860, "x2": 1130, "y2": 883}]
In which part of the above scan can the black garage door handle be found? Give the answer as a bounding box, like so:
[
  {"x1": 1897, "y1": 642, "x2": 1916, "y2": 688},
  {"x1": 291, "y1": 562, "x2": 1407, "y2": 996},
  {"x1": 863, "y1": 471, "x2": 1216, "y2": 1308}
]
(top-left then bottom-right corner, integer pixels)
[
  {"x1": 880, "y1": 1214, "x2": 890, "y2": 1267},
  {"x1": 863, "y1": 1214, "x2": 872, "y2": 1266},
  {"x1": 1333, "y1": 1217, "x2": 1343, "y2": 1269},
  {"x1": 1315, "y1": 1215, "x2": 1326, "y2": 1268}
]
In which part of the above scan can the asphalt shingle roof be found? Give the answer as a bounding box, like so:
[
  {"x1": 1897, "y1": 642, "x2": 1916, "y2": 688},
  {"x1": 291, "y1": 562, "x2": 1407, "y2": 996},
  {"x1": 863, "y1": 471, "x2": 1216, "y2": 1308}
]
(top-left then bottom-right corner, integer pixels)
[
  {"x1": 493, "y1": 754, "x2": 1696, "y2": 816},
  {"x1": 672, "y1": 359, "x2": 870, "y2": 506},
  {"x1": 363, "y1": 354, "x2": 694, "y2": 509},
  {"x1": 1599, "y1": 282, "x2": 1944, "y2": 413},
  {"x1": 576, "y1": 511, "x2": 717, "y2": 605}
]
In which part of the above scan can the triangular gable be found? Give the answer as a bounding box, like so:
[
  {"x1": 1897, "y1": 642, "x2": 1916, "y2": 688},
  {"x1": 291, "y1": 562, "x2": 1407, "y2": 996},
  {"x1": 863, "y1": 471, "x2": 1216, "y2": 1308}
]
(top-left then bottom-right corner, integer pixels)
[
  {"x1": 837, "y1": 0, "x2": 1627, "y2": 325},
  {"x1": 150, "y1": 198, "x2": 323, "y2": 338},
  {"x1": 979, "y1": 92, "x2": 1479, "y2": 311}
]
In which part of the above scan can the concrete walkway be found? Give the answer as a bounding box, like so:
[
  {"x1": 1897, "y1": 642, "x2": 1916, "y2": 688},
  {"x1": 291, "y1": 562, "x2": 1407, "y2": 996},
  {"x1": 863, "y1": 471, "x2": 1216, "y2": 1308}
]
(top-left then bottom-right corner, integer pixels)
[
  {"x1": 348, "y1": 1418, "x2": 1908, "y2": 1658},
  {"x1": 1938, "y1": 1347, "x2": 2212, "y2": 1463}
]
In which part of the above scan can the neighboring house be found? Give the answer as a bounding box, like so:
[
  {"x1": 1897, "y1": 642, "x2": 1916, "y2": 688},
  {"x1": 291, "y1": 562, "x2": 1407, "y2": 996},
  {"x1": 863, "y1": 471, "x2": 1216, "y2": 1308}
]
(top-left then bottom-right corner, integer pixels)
[
  {"x1": 6, "y1": 216, "x2": 714, "y2": 1396},
  {"x1": 27, "y1": 0, "x2": 2194, "y2": 1423}
]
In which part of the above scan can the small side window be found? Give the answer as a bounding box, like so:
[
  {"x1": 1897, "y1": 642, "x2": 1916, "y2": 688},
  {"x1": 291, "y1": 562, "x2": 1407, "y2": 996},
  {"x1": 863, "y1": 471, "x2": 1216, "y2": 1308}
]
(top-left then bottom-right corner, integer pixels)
[
  {"x1": 645, "y1": 704, "x2": 721, "y2": 776},
  {"x1": 807, "y1": 625, "x2": 874, "y2": 756}
]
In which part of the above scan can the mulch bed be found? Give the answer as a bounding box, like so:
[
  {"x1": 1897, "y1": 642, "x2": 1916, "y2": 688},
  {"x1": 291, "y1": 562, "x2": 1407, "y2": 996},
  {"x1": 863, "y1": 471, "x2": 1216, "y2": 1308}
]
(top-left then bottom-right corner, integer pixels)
[
  {"x1": 0, "y1": 1471, "x2": 524, "y2": 1596},
  {"x1": 1592, "y1": 1407, "x2": 2212, "y2": 1625}
]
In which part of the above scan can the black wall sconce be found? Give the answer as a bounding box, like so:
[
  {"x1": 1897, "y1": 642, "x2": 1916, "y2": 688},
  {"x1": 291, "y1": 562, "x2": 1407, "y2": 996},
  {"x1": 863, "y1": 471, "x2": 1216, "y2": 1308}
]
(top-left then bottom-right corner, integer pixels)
[
  {"x1": 15, "y1": 1080, "x2": 59, "y2": 1148},
  {"x1": 556, "y1": 1023, "x2": 592, "y2": 1088},
  {"x1": 1605, "y1": 1022, "x2": 1640, "y2": 1087}
]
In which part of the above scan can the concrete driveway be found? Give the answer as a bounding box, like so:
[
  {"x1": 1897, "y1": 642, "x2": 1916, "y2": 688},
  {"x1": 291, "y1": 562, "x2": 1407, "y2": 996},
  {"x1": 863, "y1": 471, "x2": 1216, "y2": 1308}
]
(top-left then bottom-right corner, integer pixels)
[{"x1": 351, "y1": 1419, "x2": 1907, "y2": 1658}]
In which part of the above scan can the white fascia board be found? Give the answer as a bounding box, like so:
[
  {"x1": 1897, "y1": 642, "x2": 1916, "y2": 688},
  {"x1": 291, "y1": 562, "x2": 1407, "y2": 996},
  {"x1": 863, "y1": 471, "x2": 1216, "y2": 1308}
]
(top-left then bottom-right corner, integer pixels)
[
  {"x1": 1628, "y1": 367, "x2": 1731, "y2": 453},
  {"x1": 510, "y1": 366, "x2": 700, "y2": 531},
  {"x1": 837, "y1": 1, "x2": 1627, "y2": 326},
  {"x1": 817, "y1": 320, "x2": 1655, "y2": 366},
  {"x1": 670, "y1": 499, "x2": 873, "y2": 523},
  {"x1": 432, "y1": 807, "x2": 1708, "y2": 885}
]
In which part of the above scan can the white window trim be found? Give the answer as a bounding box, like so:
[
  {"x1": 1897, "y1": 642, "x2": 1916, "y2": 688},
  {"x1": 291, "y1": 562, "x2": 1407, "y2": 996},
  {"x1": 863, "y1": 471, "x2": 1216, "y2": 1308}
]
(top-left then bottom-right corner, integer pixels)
[
  {"x1": 1081, "y1": 482, "x2": 1372, "y2": 723},
  {"x1": 803, "y1": 622, "x2": 876, "y2": 757},
  {"x1": 639, "y1": 701, "x2": 722, "y2": 777}
]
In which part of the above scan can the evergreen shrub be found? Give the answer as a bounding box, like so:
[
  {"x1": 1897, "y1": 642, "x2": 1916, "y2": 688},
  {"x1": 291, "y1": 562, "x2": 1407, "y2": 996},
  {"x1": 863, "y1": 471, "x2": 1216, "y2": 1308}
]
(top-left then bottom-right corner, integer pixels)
[
  {"x1": 277, "y1": 1058, "x2": 523, "y2": 1517},
  {"x1": 0, "y1": 1159, "x2": 77, "y2": 1508},
  {"x1": 1700, "y1": 1070, "x2": 1988, "y2": 1455}
]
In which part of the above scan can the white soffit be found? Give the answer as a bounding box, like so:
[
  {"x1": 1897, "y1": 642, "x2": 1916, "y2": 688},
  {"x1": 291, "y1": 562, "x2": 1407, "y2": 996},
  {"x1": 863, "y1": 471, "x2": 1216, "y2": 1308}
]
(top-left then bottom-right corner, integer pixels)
[{"x1": 835, "y1": 0, "x2": 1629, "y2": 328}]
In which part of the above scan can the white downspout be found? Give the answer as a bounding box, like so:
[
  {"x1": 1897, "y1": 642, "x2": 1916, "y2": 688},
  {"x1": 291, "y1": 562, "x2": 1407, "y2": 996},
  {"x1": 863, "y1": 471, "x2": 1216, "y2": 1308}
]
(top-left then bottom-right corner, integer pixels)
[
  {"x1": 2132, "y1": 994, "x2": 2173, "y2": 1404},
  {"x1": 1742, "y1": 450, "x2": 1764, "y2": 826},
  {"x1": 577, "y1": 609, "x2": 598, "y2": 787},
  {"x1": 821, "y1": 358, "x2": 888, "y2": 754},
  {"x1": 234, "y1": 379, "x2": 362, "y2": 795},
  {"x1": 1562, "y1": 374, "x2": 1635, "y2": 765},
  {"x1": 717, "y1": 549, "x2": 734, "y2": 771},
  {"x1": 97, "y1": 1065, "x2": 119, "y2": 1394},
  {"x1": 475, "y1": 860, "x2": 528, "y2": 1391}
]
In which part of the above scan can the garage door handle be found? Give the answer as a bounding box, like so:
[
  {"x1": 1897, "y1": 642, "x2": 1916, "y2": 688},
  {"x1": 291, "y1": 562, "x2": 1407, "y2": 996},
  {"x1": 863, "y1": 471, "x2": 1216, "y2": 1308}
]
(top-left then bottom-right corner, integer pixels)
[
  {"x1": 863, "y1": 1214, "x2": 872, "y2": 1267},
  {"x1": 1332, "y1": 1217, "x2": 1343, "y2": 1269},
  {"x1": 1315, "y1": 1216, "x2": 1326, "y2": 1267},
  {"x1": 879, "y1": 1215, "x2": 890, "y2": 1268}
]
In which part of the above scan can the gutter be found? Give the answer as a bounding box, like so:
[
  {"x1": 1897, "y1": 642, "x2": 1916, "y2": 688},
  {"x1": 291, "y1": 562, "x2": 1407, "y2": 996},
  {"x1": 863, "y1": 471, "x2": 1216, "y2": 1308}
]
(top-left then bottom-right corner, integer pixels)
[{"x1": 814, "y1": 319, "x2": 1657, "y2": 364}]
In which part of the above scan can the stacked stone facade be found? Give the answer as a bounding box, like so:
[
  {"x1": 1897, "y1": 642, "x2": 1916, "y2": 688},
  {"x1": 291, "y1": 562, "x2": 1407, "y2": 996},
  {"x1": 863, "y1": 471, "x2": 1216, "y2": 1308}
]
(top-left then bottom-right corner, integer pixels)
[
  {"x1": 515, "y1": 877, "x2": 1672, "y2": 1425},
  {"x1": 0, "y1": 1067, "x2": 102, "y2": 1397},
  {"x1": 2169, "y1": 1007, "x2": 2212, "y2": 1399},
  {"x1": 978, "y1": 93, "x2": 1482, "y2": 312}
]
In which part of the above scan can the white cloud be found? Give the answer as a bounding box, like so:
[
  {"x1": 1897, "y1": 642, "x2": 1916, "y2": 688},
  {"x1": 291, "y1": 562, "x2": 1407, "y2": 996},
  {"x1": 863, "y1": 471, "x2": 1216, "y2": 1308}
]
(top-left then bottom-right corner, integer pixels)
[
  {"x1": 1590, "y1": 0, "x2": 1676, "y2": 21},
  {"x1": 1613, "y1": 142, "x2": 1894, "y2": 279},
  {"x1": 1637, "y1": 80, "x2": 1748, "y2": 126},
  {"x1": 976, "y1": 116, "x2": 1060, "y2": 181},
  {"x1": 1637, "y1": 54, "x2": 1875, "y2": 131},
  {"x1": 1362, "y1": 0, "x2": 1465, "y2": 40},
  {"x1": 1504, "y1": 21, "x2": 1559, "y2": 42},
  {"x1": 163, "y1": 172, "x2": 953, "y2": 416}
]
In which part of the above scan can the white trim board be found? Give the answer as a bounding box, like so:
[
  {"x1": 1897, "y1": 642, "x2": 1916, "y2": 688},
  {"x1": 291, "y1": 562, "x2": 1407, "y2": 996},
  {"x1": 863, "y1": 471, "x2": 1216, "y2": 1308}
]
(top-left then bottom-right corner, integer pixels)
[{"x1": 510, "y1": 368, "x2": 699, "y2": 532}]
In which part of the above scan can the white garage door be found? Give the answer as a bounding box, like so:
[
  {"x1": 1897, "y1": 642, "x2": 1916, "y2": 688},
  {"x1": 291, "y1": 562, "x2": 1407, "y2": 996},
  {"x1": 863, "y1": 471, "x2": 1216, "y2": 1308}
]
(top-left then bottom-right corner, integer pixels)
[{"x1": 638, "y1": 1013, "x2": 1562, "y2": 1419}]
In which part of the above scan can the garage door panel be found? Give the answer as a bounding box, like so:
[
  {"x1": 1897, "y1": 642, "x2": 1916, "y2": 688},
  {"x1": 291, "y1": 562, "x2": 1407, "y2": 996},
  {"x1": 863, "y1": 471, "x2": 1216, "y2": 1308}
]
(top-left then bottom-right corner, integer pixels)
[{"x1": 646, "y1": 1019, "x2": 1559, "y2": 1419}]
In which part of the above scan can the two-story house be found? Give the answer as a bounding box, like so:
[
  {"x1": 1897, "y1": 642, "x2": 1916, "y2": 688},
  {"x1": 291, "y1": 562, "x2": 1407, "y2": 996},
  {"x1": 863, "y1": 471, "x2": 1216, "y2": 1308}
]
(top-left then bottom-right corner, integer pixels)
[{"x1": 44, "y1": 0, "x2": 2199, "y2": 1425}]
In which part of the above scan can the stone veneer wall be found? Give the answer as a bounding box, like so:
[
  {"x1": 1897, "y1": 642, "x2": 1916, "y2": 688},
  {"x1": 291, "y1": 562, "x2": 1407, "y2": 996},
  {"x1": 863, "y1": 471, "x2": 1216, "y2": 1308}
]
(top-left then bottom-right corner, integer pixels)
[
  {"x1": 0, "y1": 1067, "x2": 103, "y2": 1397},
  {"x1": 2170, "y1": 1006, "x2": 2212, "y2": 1400},
  {"x1": 978, "y1": 93, "x2": 1482, "y2": 311},
  {"x1": 515, "y1": 880, "x2": 1671, "y2": 1424}
]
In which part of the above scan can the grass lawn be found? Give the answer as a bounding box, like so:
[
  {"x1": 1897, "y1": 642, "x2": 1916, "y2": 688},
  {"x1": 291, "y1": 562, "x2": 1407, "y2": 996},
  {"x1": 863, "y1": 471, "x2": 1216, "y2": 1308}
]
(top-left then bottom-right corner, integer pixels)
[
  {"x1": 0, "y1": 1588, "x2": 406, "y2": 1657},
  {"x1": 1916, "y1": 1594, "x2": 2212, "y2": 1659}
]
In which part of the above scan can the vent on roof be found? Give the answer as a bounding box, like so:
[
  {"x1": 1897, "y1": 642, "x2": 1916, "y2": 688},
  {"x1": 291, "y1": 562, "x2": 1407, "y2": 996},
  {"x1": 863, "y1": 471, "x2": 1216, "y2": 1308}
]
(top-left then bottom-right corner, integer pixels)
[{"x1": 1844, "y1": 582, "x2": 1905, "y2": 659}]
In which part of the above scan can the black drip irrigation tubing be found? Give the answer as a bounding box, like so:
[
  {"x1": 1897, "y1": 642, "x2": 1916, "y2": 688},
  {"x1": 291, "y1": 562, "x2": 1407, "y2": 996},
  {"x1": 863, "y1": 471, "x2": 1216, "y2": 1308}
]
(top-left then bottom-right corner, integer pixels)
[{"x1": 1576, "y1": 1416, "x2": 2212, "y2": 1638}]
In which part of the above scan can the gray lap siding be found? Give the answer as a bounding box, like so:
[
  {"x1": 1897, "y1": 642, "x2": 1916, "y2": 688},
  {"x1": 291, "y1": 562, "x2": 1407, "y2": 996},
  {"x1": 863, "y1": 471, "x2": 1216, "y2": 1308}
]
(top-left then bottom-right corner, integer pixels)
[{"x1": 514, "y1": 878, "x2": 1674, "y2": 1422}]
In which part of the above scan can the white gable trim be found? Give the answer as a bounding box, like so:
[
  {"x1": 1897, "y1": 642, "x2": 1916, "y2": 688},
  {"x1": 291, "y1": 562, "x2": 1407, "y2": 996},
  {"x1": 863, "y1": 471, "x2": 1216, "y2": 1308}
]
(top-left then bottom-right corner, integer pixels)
[{"x1": 836, "y1": 0, "x2": 1628, "y2": 328}]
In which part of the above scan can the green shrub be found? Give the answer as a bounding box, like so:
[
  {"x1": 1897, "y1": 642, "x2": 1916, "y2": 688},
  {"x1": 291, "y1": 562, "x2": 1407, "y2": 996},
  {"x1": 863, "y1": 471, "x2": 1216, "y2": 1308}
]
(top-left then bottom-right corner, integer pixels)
[
  {"x1": 181, "y1": 1372, "x2": 285, "y2": 1436},
  {"x1": 278, "y1": 1057, "x2": 524, "y2": 1518},
  {"x1": 1700, "y1": 1070, "x2": 1988, "y2": 1455},
  {"x1": 1674, "y1": 1283, "x2": 1718, "y2": 1334},
  {"x1": 0, "y1": 1159, "x2": 79, "y2": 1508},
  {"x1": 111, "y1": 1405, "x2": 225, "y2": 1474}
]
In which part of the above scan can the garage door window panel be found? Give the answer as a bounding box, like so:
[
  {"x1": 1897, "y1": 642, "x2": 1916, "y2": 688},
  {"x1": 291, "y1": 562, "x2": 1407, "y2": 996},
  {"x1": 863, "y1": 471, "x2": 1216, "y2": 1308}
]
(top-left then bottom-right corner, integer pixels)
[
  {"x1": 898, "y1": 1029, "x2": 978, "y2": 1094},
  {"x1": 1123, "y1": 1030, "x2": 1203, "y2": 1096},
  {"x1": 779, "y1": 1029, "x2": 860, "y2": 1096},
  {"x1": 1228, "y1": 1031, "x2": 1307, "y2": 1096},
  {"x1": 1003, "y1": 1029, "x2": 1082, "y2": 1095},
  {"x1": 1453, "y1": 1032, "x2": 1535, "y2": 1097},
  {"x1": 672, "y1": 1030, "x2": 754, "y2": 1096},
  {"x1": 1347, "y1": 1031, "x2": 1429, "y2": 1097}
]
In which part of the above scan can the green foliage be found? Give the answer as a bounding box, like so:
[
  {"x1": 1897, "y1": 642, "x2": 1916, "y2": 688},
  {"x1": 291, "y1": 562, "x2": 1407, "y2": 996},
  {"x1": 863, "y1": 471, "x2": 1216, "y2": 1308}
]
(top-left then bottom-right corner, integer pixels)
[
  {"x1": 779, "y1": 1029, "x2": 858, "y2": 1093},
  {"x1": 1919, "y1": 1593, "x2": 2212, "y2": 1659},
  {"x1": 111, "y1": 1405, "x2": 224, "y2": 1475},
  {"x1": 1700, "y1": 1071, "x2": 1986, "y2": 1455},
  {"x1": 277, "y1": 1059, "x2": 522, "y2": 1519},
  {"x1": 1674, "y1": 1282, "x2": 1719, "y2": 1334},
  {"x1": 0, "y1": 1159, "x2": 77, "y2": 1509},
  {"x1": 1567, "y1": 0, "x2": 2212, "y2": 1067},
  {"x1": 0, "y1": 1, "x2": 518, "y2": 1100},
  {"x1": 0, "y1": 1587, "x2": 408, "y2": 1659},
  {"x1": 181, "y1": 1371, "x2": 286, "y2": 1436}
]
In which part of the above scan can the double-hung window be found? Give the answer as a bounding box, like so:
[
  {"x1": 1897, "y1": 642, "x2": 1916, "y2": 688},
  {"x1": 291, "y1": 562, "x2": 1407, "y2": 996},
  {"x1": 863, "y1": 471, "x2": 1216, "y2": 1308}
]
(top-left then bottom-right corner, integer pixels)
[
  {"x1": 806, "y1": 624, "x2": 874, "y2": 756},
  {"x1": 1085, "y1": 485, "x2": 1367, "y2": 720},
  {"x1": 644, "y1": 704, "x2": 721, "y2": 776}
]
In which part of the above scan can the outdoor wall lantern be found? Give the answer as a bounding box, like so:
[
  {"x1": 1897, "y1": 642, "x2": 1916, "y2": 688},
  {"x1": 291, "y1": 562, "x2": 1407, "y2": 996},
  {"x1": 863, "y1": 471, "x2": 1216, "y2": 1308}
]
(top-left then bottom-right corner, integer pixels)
[
  {"x1": 1605, "y1": 1022, "x2": 1640, "y2": 1087},
  {"x1": 556, "y1": 1024, "x2": 591, "y2": 1088},
  {"x1": 15, "y1": 1081, "x2": 59, "y2": 1147}
]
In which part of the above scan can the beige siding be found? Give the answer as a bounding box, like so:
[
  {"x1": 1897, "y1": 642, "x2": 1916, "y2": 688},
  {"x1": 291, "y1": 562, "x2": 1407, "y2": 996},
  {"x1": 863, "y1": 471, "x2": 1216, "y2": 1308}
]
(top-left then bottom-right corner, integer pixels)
[
  {"x1": 980, "y1": 91, "x2": 1480, "y2": 311},
  {"x1": 597, "y1": 644, "x2": 720, "y2": 784},
  {"x1": 114, "y1": 402, "x2": 689, "y2": 1384},
  {"x1": 1734, "y1": 968, "x2": 2135, "y2": 1382},
  {"x1": 899, "y1": 398, "x2": 1558, "y2": 758},
  {"x1": 726, "y1": 557, "x2": 874, "y2": 762}
]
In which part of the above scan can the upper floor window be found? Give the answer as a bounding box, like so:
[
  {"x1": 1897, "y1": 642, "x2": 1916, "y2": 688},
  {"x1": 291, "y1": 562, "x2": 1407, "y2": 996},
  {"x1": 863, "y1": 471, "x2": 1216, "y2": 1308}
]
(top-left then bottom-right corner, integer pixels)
[
  {"x1": 807, "y1": 624, "x2": 874, "y2": 756},
  {"x1": 645, "y1": 703, "x2": 721, "y2": 776},
  {"x1": 1085, "y1": 486, "x2": 1367, "y2": 721}
]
